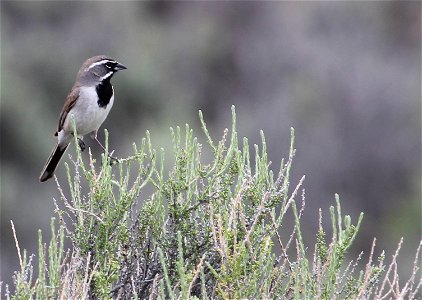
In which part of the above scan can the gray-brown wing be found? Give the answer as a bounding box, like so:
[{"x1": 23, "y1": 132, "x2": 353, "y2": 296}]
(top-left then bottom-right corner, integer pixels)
[{"x1": 55, "y1": 87, "x2": 80, "y2": 136}]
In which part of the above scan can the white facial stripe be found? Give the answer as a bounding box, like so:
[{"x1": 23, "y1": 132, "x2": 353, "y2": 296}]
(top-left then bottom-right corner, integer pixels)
[
  {"x1": 87, "y1": 59, "x2": 115, "y2": 70},
  {"x1": 100, "y1": 71, "x2": 114, "y2": 81}
]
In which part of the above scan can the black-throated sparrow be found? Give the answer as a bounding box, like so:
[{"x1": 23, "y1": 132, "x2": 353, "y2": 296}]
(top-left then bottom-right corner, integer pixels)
[{"x1": 39, "y1": 55, "x2": 127, "y2": 182}]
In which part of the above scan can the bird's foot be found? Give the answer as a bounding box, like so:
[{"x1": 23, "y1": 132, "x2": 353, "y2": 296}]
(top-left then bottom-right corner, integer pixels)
[
  {"x1": 107, "y1": 150, "x2": 119, "y2": 165},
  {"x1": 109, "y1": 155, "x2": 119, "y2": 165}
]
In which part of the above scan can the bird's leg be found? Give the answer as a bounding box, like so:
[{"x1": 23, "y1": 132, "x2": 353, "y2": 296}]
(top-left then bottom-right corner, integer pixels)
[
  {"x1": 96, "y1": 137, "x2": 118, "y2": 164},
  {"x1": 77, "y1": 138, "x2": 86, "y2": 152},
  {"x1": 70, "y1": 131, "x2": 85, "y2": 152},
  {"x1": 90, "y1": 132, "x2": 118, "y2": 164}
]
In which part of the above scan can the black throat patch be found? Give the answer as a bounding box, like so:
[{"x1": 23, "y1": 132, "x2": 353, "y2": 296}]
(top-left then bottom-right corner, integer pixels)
[{"x1": 96, "y1": 78, "x2": 113, "y2": 108}]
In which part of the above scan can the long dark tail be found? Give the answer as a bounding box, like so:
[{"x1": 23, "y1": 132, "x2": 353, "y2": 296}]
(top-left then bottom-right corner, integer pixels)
[{"x1": 39, "y1": 144, "x2": 68, "y2": 182}]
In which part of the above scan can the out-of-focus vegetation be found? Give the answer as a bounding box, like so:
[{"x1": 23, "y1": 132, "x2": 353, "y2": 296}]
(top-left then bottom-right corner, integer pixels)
[{"x1": 1, "y1": 1, "x2": 420, "y2": 289}]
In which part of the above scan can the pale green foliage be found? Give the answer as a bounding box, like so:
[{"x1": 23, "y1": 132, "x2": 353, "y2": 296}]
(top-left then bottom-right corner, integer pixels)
[
  {"x1": 3, "y1": 107, "x2": 421, "y2": 299},
  {"x1": 7, "y1": 219, "x2": 65, "y2": 300}
]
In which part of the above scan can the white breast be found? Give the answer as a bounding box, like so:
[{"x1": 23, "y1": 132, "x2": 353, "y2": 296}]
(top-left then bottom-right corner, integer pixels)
[{"x1": 63, "y1": 86, "x2": 114, "y2": 136}]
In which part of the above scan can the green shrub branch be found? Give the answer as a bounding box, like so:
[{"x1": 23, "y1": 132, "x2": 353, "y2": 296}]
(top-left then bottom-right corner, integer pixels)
[{"x1": 3, "y1": 106, "x2": 421, "y2": 299}]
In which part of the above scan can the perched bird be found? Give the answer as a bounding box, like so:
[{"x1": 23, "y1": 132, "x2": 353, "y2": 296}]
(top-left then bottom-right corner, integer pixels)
[{"x1": 39, "y1": 55, "x2": 127, "y2": 182}]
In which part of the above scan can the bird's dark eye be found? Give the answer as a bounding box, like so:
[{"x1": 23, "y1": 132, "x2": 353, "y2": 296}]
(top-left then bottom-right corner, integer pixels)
[{"x1": 105, "y1": 62, "x2": 113, "y2": 69}]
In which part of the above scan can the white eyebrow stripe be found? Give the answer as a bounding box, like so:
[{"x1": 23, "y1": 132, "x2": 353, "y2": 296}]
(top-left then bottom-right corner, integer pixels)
[{"x1": 87, "y1": 59, "x2": 115, "y2": 70}]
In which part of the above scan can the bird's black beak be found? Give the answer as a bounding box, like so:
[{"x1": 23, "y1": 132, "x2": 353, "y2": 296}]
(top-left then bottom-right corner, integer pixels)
[{"x1": 115, "y1": 62, "x2": 127, "y2": 71}]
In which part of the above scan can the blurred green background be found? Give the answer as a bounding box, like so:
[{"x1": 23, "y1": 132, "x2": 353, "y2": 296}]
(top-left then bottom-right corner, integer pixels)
[{"x1": 1, "y1": 1, "x2": 420, "y2": 287}]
